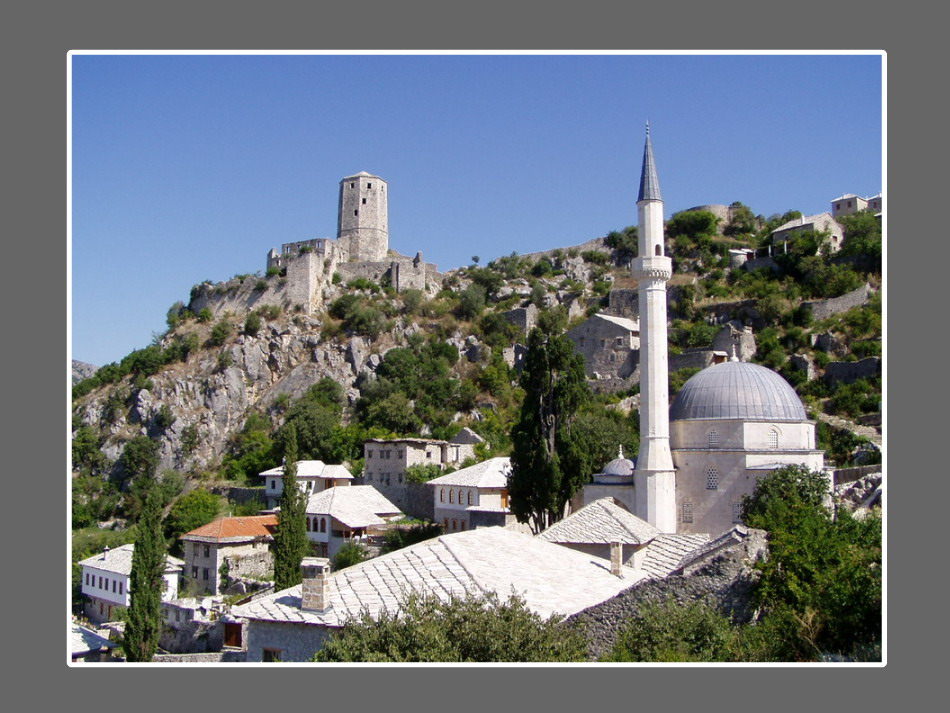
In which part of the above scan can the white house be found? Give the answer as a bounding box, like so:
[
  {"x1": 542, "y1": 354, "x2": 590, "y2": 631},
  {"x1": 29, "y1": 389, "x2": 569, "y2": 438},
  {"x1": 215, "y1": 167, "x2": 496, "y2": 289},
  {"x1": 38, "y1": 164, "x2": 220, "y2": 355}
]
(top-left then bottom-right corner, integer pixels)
[
  {"x1": 179, "y1": 514, "x2": 278, "y2": 595},
  {"x1": 78, "y1": 544, "x2": 183, "y2": 624},
  {"x1": 259, "y1": 460, "x2": 353, "y2": 508},
  {"x1": 428, "y1": 456, "x2": 515, "y2": 532},
  {"x1": 304, "y1": 485, "x2": 403, "y2": 558}
]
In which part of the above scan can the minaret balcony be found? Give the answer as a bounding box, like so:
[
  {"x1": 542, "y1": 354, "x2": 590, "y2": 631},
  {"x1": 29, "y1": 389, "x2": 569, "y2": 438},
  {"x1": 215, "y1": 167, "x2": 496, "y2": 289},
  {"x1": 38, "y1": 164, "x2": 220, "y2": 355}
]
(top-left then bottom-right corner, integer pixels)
[{"x1": 633, "y1": 256, "x2": 672, "y2": 281}]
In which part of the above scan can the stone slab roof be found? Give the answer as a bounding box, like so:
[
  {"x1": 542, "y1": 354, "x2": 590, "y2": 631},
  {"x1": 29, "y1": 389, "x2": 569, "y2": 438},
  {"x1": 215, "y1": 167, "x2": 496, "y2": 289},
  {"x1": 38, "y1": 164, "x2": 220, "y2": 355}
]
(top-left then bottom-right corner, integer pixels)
[
  {"x1": 259, "y1": 460, "x2": 354, "y2": 479},
  {"x1": 538, "y1": 498, "x2": 660, "y2": 546},
  {"x1": 232, "y1": 527, "x2": 646, "y2": 627},
  {"x1": 181, "y1": 515, "x2": 278, "y2": 543},
  {"x1": 771, "y1": 212, "x2": 835, "y2": 234},
  {"x1": 306, "y1": 486, "x2": 402, "y2": 529},
  {"x1": 70, "y1": 623, "x2": 117, "y2": 657},
  {"x1": 427, "y1": 457, "x2": 510, "y2": 488},
  {"x1": 450, "y1": 427, "x2": 485, "y2": 444},
  {"x1": 594, "y1": 312, "x2": 640, "y2": 332},
  {"x1": 365, "y1": 437, "x2": 448, "y2": 446},
  {"x1": 638, "y1": 534, "x2": 710, "y2": 579},
  {"x1": 78, "y1": 544, "x2": 184, "y2": 576}
]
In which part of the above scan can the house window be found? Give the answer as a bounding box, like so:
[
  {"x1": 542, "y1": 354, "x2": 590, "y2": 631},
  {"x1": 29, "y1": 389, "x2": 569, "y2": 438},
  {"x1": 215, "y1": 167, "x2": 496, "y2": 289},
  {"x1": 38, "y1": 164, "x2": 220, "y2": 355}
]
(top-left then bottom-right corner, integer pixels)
[
  {"x1": 368, "y1": 451, "x2": 373, "y2": 458},
  {"x1": 203, "y1": 568, "x2": 209, "y2": 580},
  {"x1": 707, "y1": 430, "x2": 719, "y2": 448},
  {"x1": 367, "y1": 183, "x2": 372, "y2": 189},
  {"x1": 306, "y1": 517, "x2": 311, "y2": 531},
  {"x1": 362, "y1": 198, "x2": 367, "y2": 204},
  {"x1": 443, "y1": 519, "x2": 449, "y2": 529},
  {"x1": 320, "y1": 518, "x2": 326, "y2": 533},
  {"x1": 192, "y1": 566, "x2": 199, "y2": 578},
  {"x1": 354, "y1": 210, "x2": 359, "y2": 216},
  {"x1": 681, "y1": 502, "x2": 694, "y2": 523},
  {"x1": 350, "y1": 183, "x2": 355, "y2": 188},
  {"x1": 119, "y1": 582, "x2": 123, "y2": 595},
  {"x1": 733, "y1": 502, "x2": 743, "y2": 524},
  {"x1": 706, "y1": 467, "x2": 720, "y2": 490},
  {"x1": 449, "y1": 490, "x2": 454, "y2": 503},
  {"x1": 271, "y1": 480, "x2": 276, "y2": 490},
  {"x1": 85, "y1": 573, "x2": 89, "y2": 585},
  {"x1": 615, "y1": 337, "x2": 624, "y2": 347},
  {"x1": 204, "y1": 545, "x2": 210, "y2": 558},
  {"x1": 768, "y1": 429, "x2": 779, "y2": 449},
  {"x1": 262, "y1": 648, "x2": 283, "y2": 662},
  {"x1": 99, "y1": 577, "x2": 103, "y2": 589},
  {"x1": 440, "y1": 488, "x2": 444, "y2": 502},
  {"x1": 113, "y1": 580, "x2": 117, "y2": 593},
  {"x1": 468, "y1": 491, "x2": 473, "y2": 505}
]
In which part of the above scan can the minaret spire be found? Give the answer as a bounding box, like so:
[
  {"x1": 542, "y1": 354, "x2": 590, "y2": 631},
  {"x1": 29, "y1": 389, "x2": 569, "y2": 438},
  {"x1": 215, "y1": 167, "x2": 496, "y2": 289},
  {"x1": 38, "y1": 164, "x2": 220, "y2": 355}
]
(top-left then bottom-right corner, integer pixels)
[{"x1": 632, "y1": 123, "x2": 677, "y2": 533}]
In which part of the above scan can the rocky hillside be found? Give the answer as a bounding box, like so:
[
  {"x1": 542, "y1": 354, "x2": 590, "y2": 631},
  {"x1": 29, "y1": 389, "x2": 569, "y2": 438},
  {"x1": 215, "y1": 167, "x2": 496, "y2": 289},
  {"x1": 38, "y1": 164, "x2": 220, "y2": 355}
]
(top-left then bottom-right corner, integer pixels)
[{"x1": 72, "y1": 360, "x2": 99, "y2": 385}]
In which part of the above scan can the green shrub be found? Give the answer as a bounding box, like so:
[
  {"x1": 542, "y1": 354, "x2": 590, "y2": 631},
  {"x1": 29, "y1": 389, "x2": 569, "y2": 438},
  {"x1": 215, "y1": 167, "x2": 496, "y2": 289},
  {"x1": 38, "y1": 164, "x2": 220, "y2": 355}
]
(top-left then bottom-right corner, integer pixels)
[
  {"x1": 197, "y1": 307, "x2": 213, "y2": 323},
  {"x1": 244, "y1": 311, "x2": 262, "y2": 337},
  {"x1": 331, "y1": 542, "x2": 367, "y2": 571},
  {"x1": 208, "y1": 320, "x2": 232, "y2": 347}
]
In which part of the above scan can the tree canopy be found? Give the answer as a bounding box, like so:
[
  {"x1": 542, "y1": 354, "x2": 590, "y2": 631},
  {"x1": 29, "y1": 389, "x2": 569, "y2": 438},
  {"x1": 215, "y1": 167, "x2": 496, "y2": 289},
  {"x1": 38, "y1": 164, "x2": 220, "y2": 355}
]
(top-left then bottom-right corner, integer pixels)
[
  {"x1": 314, "y1": 591, "x2": 587, "y2": 662},
  {"x1": 123, "y1": 474, "x2": 167, "y2": 662},
  {"x1": 272, "y1": 426, "x2": 310, "y2": 591}
]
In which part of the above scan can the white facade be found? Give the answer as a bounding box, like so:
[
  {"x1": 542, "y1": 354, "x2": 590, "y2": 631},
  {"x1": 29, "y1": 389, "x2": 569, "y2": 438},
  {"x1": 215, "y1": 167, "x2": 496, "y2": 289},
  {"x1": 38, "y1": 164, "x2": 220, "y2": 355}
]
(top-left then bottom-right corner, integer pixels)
[
  {"x1": 260, "y1": 460, "x2": 353, "y2": 508},
  {"x1": 79, "y1": 544, "x2": 182, "y2": 623}
]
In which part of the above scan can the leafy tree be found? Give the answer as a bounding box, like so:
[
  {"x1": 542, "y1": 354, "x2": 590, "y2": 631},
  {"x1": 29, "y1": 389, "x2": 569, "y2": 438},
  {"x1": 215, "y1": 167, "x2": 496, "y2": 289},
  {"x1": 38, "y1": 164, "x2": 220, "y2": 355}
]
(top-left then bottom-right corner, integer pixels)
[
  {"x1": 603, "y1": 597, "x2": 740, "y2": 662},
  {"x1": 667, "y1": 210, "x2": 719, "y2": 241},
  {"x1": 72, "y1": 424, "x2": 107, "y2": 476},
  {"x1": 404, "y1": 463, "x2": 445, "y2": 484},
  {"x1": 123, "y1": 474, "x2": 167, "y2": 662},
  {"x1": 118, "y1": 435, "x2": 159, "y2": 484},
  {"x1": 207, "y1": 320, "x2": 232, "y2": 347},
  {"x1": 331, "y1": 542, "x2": 367, "y2": 570},
  {"x1": 455, "y1": 283, "x2": 487, "y2": 321},
  {"x1": 314, "y1": 591, "x2": 587, "y2": 662},
  {"x1": 724, "y1": 201, "x2": 758, "y2": 236},
  {"x1": 272, "y1": 426, "x2": 309, "y2": 591},
  {"x1": 380, "y1": 522, "x2": 444, "y2": 554},
  {"x1": 509, "y1": 327, "x2": 592, "y2": 533},
  {"x1": 165, "y1": 489, "x2": 223, "y2": 546},
  {"x1": 244, "y1": 311, "x2": 262, "y2": 336}
]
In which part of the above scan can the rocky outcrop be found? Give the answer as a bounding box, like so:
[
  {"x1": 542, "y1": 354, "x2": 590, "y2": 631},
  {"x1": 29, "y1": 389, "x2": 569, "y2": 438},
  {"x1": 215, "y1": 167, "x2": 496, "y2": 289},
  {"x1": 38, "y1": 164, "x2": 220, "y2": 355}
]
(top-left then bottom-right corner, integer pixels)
[{"x1": 72, "y1": 360, "x2": 99, "y2": 384}]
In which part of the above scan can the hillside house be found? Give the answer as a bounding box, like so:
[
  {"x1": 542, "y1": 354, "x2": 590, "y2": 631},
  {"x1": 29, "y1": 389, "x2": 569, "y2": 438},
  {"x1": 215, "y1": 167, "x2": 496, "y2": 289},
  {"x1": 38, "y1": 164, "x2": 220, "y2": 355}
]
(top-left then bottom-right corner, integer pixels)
[
  {"x1": 361, "y1": 429, "x2": 483, "y2": 514},
  {"x1": 770, "y1": 212, "x2": 844, "y2": 253},
  {"x1": 231, "y1": 527, "x2": 647, "y2": 661},
  {"x1": 79, "y1": 544, "x2": 183, "y2": 624},
  {"x1": 566, "y1": 312, "x2": 640, "y2": 380},
  {"x1": 180, "y1": 515, "x2": 278, "y2": 595},
  {"x1": 428, "y1": 457, "x2": 514, "y2": 531},
  {"x1": 259, "y1": 460, "x2": 354, "y2": 508},
  {"x1": 305, "y1": 485, "x2": 403, "y2": 558}
]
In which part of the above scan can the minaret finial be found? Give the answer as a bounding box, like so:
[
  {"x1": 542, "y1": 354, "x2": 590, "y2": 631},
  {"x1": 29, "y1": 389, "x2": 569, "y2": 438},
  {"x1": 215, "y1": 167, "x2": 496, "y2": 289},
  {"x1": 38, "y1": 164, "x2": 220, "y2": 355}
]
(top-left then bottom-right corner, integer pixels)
[
  {"x1": 730, "y1": 344, "x2": 739, "y2": 362},
  {"x1": 638, "y1": 122, "x2": 662, "y2": 202},
  {"x1": 646, "y1": 120, "x2": 650, "y2": 137}
]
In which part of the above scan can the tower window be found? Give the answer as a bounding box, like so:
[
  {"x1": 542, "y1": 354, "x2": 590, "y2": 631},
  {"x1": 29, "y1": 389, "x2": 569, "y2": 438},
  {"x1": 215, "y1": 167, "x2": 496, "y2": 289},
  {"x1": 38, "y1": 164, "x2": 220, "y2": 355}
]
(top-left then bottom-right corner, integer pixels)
[
  {"x1": 706, "y1": 467, "x2": 719, "y2": 490},
  {"x1": 350, "y1": 183, "x2": 355, "y2": 188},
  {"x1": 655, "y1": 245, "x2": 662, "y2": 256},
  {"x1": 362, "y1": 198, "x2": 366, "y2": 205},
  {"x1": 367, "y1": 183, "x2": 372, "y2": 189},
  {"x1": 354, "y1": 210, "x2": 359, "y2": 216}
]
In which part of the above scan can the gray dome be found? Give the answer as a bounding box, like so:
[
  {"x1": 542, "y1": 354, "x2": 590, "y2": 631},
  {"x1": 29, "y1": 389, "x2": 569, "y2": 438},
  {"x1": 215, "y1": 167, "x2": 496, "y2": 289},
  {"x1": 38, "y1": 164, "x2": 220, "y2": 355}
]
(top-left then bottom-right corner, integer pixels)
[
  {"x1": 603, "y1": 455, "x2": 635, "y2": 476},
  {"x1": 670, "y1": 361, "x2": 807, "y2": 422}
]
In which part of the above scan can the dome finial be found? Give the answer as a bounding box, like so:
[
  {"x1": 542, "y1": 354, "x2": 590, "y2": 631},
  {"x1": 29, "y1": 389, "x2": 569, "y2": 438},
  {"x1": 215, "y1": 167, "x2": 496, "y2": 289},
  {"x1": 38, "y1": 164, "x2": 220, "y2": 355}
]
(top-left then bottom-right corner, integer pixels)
[
  {"x1": 730, "y1": 344, "x2": 739, "y2": 362},
  {"x1": 618, "y1": 444, "x2": 624, "y2": 459}
]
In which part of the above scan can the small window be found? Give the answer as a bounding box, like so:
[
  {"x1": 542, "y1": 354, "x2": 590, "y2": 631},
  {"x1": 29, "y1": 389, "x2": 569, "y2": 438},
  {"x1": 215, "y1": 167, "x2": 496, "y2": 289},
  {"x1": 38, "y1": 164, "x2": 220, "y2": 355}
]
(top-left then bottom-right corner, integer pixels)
[
  {"x1": 306, "y1": 517, "x2": 311, "y2": 532},
  {"x1": 119, "y1": 581, "x2": 123, "y2": 595},
  {"x1": 204, "y1": 545, "x2": 210, "y2": 558},
  {"x1": 706, "y1": 467, "x2": 719, "y2": 490},
  {"x1": 449, "y1": 490, "x2": 454, "y2": 504},
  {"x1": 99, "y1": 577, "x2": 103, "y2": 589},
  {"x1": 440, "y1": 488, "x2": 444, "y2": 502},
  {"x1": 320, "y1": 518, "x2": 326, "y2": 533},
  {"x1": 85, "y1": 573, "x2": 89, "y2": 585},
  {"x1": 354, "y1": 210, "x2": 359, "y2": 216},
  {"x1": 681, "y1": 502, "x2": 694, "y2": 523},
  {"x1": 615, "y1": 337, "x2": 624, "y2": 347},
  {"x1": 368, "y1": 450, "x2": 373, "y2": 458},
  {"x1": 362, "y1": 198, "x2": 366, "y2": 205},
  {"x1": 733, "y1": 502, "x2": 743, "y2": 524},
  {"x1": 427, "y1": 452, "x2": 432, "y2": 459},
  {"x1": 468, "y1": 491, "x2": 473, "y2": 505},
  {"x1": 367, "y1": 183, "x2": 372, "y2": 189},
  {"x1": 350, "y1": 183, "x2": 355, "y2": 188},
  {"x1": 768, "y1": 429, "x2": 779, "y2": 449},
  {"x1": 270, "y1": 480, "x2": 276, "y2": 490},
  {"x1": 262, "y1": 648, "x2": 283, "y2": 662},
  {"x1": 655, "y1": 244, "x2": 661, "y2": 256},
  {"x1": 203, "y1": 568, "x2": 209, "y2": 580},
  {"x1": 192, "y1": 566, "x2": 198, "y2": 578},
  {"x1": 707, "y1": 430, "x2": 719, "y2": 448},
  {"x1": 113, "y1": 580, "x2": 117, "y2": 593}
]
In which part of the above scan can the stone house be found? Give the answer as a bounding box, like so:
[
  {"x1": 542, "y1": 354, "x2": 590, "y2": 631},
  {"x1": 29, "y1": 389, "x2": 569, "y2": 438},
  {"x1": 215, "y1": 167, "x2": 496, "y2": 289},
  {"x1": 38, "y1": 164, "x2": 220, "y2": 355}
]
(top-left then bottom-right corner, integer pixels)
[
  {"x1": 70, "y1": 623, "x2": 119, "y2": 662},
  {"x1": 230, "y1": 527, "x2": 647, "y2": 661},
  {"x1": 79, "y1": 544, "x2": 183, "y2": 624},
  {"x1": 566, "y1": 312, "x2": 640, "y2": 379},
  {"x1": 428, "y1": 456, "x2": 514, "y2": 532},
  {"x1": 259, "y1": 460, "x2": 354, "y2": 509},
  {"x1": 361, "y1": 430, "x2": 481, "y2": 513},
  {"x1": 179, "y1": 515, "x2": 278, "y2": 595},
  {"x1": 770, "y1": 211, "x2": 845, "y2": 253},
  {"x1": 304, "y1": 485, "x2": 403, "y2": 558},
  {"x1": 831, "y1": 192, "x2": 882, "y2": 218}
]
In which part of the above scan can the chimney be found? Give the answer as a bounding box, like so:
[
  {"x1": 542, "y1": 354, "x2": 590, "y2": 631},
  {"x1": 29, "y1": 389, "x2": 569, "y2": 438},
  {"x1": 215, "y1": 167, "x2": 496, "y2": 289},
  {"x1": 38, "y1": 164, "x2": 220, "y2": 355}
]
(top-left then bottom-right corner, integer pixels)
[
  {"x1": 610, "y1": 541, "x2": 623, "y2": 576},
  {"x1": 101, "y1": 546, "x2": 110, "y2": 560},
  {"x1": 300, "y1": 557, "x2": 331, "y2": 612}
]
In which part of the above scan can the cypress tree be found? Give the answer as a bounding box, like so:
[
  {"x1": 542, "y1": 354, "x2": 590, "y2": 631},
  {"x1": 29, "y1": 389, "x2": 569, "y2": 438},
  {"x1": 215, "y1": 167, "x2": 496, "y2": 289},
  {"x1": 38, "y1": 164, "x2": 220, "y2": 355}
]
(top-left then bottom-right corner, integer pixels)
[
  {"x1": 509, "y1": 327, "x2": 591, "y2": 533},
  {"x1": 123, "y1": 468, "x2": 167, "y2": 662},
  {"x1": 272, "y1": 425, "x2": 309, "y2": 590}
]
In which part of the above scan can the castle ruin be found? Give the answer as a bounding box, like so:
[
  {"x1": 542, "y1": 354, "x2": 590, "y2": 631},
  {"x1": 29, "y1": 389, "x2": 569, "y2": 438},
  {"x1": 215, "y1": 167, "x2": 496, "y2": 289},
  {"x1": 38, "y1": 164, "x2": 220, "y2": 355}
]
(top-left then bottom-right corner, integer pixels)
[{"x1": 265, "y1": 172, "x2": 442, "y2": 313}]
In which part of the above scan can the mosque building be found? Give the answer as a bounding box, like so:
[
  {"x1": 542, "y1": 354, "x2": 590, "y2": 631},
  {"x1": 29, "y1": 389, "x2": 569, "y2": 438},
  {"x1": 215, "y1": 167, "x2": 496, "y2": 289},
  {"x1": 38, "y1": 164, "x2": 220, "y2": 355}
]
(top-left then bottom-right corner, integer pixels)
[{"x1": 582, "y1": 126, "x2": 825, "y2": 537}]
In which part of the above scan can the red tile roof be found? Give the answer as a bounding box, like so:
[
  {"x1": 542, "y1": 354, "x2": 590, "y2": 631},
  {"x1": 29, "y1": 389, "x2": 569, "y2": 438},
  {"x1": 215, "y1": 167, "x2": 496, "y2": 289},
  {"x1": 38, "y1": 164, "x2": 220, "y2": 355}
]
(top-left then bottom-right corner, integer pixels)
[{"x1": 182, "y1": 515, "x2": 278, "y2": 541}]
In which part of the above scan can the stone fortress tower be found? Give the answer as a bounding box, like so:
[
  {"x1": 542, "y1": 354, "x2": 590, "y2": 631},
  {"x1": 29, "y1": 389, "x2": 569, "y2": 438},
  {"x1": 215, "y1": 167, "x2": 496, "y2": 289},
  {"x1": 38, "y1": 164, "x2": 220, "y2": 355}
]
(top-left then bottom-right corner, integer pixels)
[
  {"x1": 631, "y1": 124, "x2": 678, "y2": 533},
  {"x1": 337, "y1": 172, "x2": 389, "y2": 263}
]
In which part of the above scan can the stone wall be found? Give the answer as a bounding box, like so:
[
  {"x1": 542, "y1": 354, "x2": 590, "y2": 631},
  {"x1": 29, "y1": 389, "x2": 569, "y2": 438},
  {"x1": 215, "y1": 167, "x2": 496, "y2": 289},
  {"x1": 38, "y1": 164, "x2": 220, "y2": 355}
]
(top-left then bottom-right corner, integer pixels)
[
  {"x1": 501, "y1": 304, "x2": 539, "y2": 334},
  {"x1": 245, "y1": 620, "x2": 334, "y2": 662},
  {"x1": 565, "y1": 528, "x2": 768, "y2": 660},
  {"x1": 159, "y1": 619, "x2": 224, "y2": 654},
  {"x1": 711, "y1": 323, "x2": 757, "y2": 362},
  {"x1": 823, "y1": 357, "x2": 881, "y2": 385},
  {"x1": 152, "y1": 651, "x2": 246, "y2": 663},
  {"x1": 607, "y1": 289, "x2": 638, "y2": 318},
  {"x1": 833, "y1": 463, "x2": 882, "y2": 487},
  {"x1": 669, "y1": 349, "x2": 722, "y2": 373},
  {"x1": 803, "y1": 283, "x2": 872, "y2": 321}
]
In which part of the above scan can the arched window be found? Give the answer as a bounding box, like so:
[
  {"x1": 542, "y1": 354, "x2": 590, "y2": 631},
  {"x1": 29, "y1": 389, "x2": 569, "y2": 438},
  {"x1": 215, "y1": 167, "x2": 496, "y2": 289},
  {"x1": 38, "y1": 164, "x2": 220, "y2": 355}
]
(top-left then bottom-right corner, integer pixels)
[
  {"x1": 655, "y1": 244, "x2": 662, "y2": 256},
  {"x1": 449, "y1": 490, "x2": 454, "y2": 504},
  {"x1": 768, "y1": 428, "x2": 779, "y2": 449},
  {"x1": 706, "y1": 467, "x2": 719, "y2": 490},
  {"x1": 320, "y1": 518, "x2": 326, "y2": 533},
  {"x1": 439, "y1": 488, "x2": 444, "y2": 502},
  {"x1": 707, "y1": 430, "x2": 719, "y2": 449},
  {"x1": 468, "y1": 491, "x2": 473, "y2": 505},
  {"x1": 306, "y1": 517, "x2": 311, "y2": 532}
]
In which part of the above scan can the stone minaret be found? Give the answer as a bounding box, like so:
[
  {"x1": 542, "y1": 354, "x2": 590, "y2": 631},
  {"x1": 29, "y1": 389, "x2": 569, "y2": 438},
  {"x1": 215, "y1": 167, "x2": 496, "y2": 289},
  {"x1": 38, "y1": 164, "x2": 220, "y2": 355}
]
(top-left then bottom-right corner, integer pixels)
[
  {"x1": 632, "y1": 124, "x2": 677, "y2": 533},
  {"x1": 337, "y1": 171, "x2": 389, "y2": 262}
]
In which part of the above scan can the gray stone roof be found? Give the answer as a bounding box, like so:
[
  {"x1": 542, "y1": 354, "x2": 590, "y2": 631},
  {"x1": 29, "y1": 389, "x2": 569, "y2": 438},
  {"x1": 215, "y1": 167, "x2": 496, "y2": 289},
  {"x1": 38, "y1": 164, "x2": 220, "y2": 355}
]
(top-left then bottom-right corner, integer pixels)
[
  {"x1": 232, "y1": 527, "x2": 647, "y2": 626},
  {"x1": 450, "y1": 427, "x2": 485, "y2": 444},
  {"x1": 306, "y1": 486, "x2": 402, "y2": 529},
  {"x1": 669, "y1": 360, "x2": 808, "y2": 422},
  {"x1": 637, "y1": 126, "x2": 662, "y2": 202},
  {"x1": 427, "y1": 457, "x2": 511, "y2": 488},
  {"x1": 70, "y1": 623, "x2": 116, "y2": 656},
  {"x1": 638, "y1": 533, "x2": 711, "y2": 579},
  {"x1": 537, "y1": 498, "x2": 659, "y2": 546},
  {"x1": 592, "y1": 312, "x2": 639, "y2": 332},
  {"x1": 259, "y1": 460, "x2": 354, "y2": 479},
  {"x1": 78, "y1": 544, "x2": 184, "y2": 576}
]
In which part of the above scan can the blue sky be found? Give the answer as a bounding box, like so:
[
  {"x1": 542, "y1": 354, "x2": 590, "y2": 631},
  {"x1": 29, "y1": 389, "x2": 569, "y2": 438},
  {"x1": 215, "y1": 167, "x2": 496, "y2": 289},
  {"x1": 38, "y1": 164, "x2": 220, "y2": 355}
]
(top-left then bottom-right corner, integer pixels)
[{"x1": 71, "y1": 53, "x2": 883, "y2": 367}]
